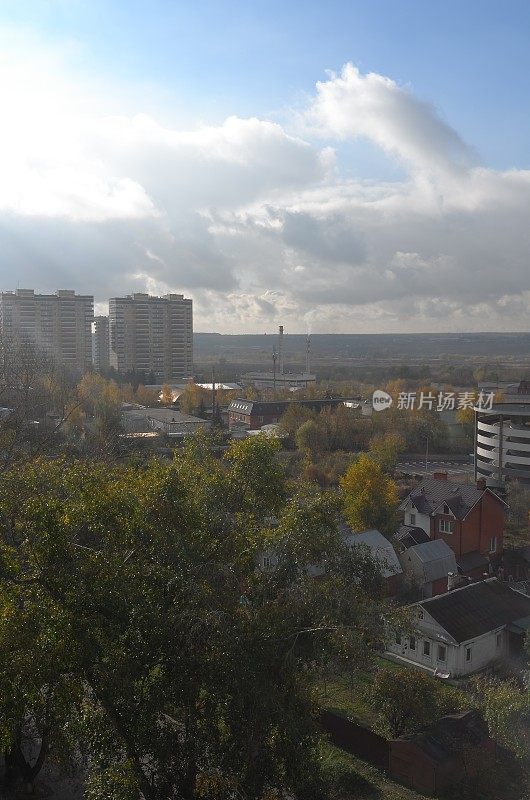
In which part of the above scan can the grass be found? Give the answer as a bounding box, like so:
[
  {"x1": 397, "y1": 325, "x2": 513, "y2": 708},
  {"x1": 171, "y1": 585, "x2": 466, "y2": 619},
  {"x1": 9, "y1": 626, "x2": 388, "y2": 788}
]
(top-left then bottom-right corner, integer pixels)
[{"x1": 313, "y1": 655, "x2": 466, "y2": 728}]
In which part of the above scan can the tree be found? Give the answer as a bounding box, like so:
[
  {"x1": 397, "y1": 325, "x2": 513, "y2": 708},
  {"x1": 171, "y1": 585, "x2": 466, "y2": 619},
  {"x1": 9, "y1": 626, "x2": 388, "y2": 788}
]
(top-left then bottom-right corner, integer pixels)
[
  {"x1": 370, "y1": 667, "x2": 457, "y2": 738},
  {"x1": 160, "y1": 383, "x2": 174, "y2": 405},
  {"x1": 475, "y1": 677, "x2": 530, "y2": 762},
  {"x1": 368, "y1": 432, "x2": 406, "y2": 475},
  {"x1": 295, "y1": 419, "x2": 328, "y2": 457},
  {"x1": 0, "y1": 437, "x2": 390, "y2": 798},
  {"x1": 340, "y1": 454, "x2": 399, "y2": 535}
]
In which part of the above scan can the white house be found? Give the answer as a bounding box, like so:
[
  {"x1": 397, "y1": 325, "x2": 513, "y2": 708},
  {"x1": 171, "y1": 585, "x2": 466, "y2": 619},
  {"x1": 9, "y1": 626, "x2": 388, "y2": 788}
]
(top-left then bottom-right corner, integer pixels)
[{"x1": 387, "y1": 579, "x2": 530, "y2": 677}]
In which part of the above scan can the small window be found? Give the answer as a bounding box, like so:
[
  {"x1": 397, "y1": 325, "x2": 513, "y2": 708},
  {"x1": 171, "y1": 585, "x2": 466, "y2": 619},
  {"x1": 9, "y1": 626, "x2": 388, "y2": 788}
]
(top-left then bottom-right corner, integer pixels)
[
  {"x1": 418, "y1": 609, "x2": 424, "y2": 620},
  {"x1": 410, "y1": 513, "x2": 416, "y2": 525},
  {"x1": 423, "y1": 640, "x2": 431, "y2": 657},
  {"x1": 437, "y1": 644, "x2": 447, "y2": 662},
  {"x1": 496, "y1": 632, "x2": 502, "y2": 649},
  {"x1": 409, "y1": 636, "x2": 416, "y2": 651},
  {"x1": 262, "y1": 556, "x2": 273, "y2": 569},
  {"x1": 489, "y1": 537, "x2": 497, "y2": 554},
  {"x1": 395, "y1": 632, "x2": 402, "y2": 645},
  {"x1": 439, "y1": 518, "x2": 454, "y2": 534},
  {"x1": 465, "y1": 646, "x2": 472, "y2": 662}
]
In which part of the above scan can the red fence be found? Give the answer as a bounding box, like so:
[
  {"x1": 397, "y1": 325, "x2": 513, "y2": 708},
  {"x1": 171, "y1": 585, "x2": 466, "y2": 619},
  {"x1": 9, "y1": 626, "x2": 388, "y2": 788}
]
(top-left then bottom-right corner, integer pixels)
[{"x1": 320, "y1": 709, "x2": 389, "y2": 770}]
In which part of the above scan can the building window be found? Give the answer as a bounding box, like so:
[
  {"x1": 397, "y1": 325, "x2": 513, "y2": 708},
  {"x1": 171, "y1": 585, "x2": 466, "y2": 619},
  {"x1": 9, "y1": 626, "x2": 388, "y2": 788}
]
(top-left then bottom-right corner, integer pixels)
[
  {"x1": 395, "y1": 632, "x2": 402, "y2": 645},
  {"x1": 410, "y1": 513, "x2": 416, "y2": 525},
  {"x1": 439, "y1": 518, "x2": 454, "y2": 534},
  {"x1": 437, "y1": 644, "x2": 447, "y2": 662},
  {"x1": 418, "y1": 609, "x2": 424, "y2": 620},
  {"x1": 423, "y1": 640, "x2": 431, "y2": 657},
  {"x1": 489, "y1": 537, "x2": 497, "y2": 553},
  {"x1": 465, "y1": 646, "x2": 472, "y2": 662},
  {"x1": 496, "y1": 632, "x2": 502, "y2": 649},
  {"x1": 263, "y1": 556, "x2": 274, "y2": 569},
  {"x1": 409, "y1": 636, "x2": 416, "y2": 651}
]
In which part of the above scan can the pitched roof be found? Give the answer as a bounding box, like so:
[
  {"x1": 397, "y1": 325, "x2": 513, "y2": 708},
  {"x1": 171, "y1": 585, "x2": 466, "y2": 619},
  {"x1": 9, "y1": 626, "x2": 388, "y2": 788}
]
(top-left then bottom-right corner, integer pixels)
[
  {"x1": 394, "y1": 524, "x2": 430, "y2": 549},
  {"x1": 407, "y1": 540, "x2": 458, "y2": 583},
  {"x1": 394, "y1": 711, "x2": 489, "y2": 762},
  {"x1": 401, "y1": 478, "x2": 505, "y2": 520},
  {"x1": 344, "y1": 528, "x2": 403, "y2": 578},
  {"x1": 419, "y1": 579, "x2": 530, "y2": 643}
]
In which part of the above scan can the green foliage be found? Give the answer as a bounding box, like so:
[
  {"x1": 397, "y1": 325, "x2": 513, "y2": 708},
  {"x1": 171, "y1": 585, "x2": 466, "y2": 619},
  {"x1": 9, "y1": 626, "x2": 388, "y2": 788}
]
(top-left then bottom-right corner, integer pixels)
[
  {"x1": 368, "y1": 433, "x2": 406, "y2": 475},
  {"x1": 340, "y1": 455, "x2": 399, "y2": 535},
  {"x1": 475, "y1": 677, "x2": 530, "y2": 762},
  {"x1": 369, "y1": 667, "x2": 459, "y2": 738},
  {"x1": 0, "y1": 436, "x2": 389, "y2": 799}
]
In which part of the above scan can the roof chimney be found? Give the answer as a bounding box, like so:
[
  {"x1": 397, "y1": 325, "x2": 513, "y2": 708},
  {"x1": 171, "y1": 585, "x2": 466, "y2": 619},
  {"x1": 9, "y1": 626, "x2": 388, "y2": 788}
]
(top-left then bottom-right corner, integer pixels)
[
  {"x1": 476, "y1": 478, "x2": 486, "y2": 491},
  {"x1": 278, "y1": 325, "x2": 284, "y2": 375},
  {"x1": 433, "y1": 470, "x2": 448, "y2": 481}
]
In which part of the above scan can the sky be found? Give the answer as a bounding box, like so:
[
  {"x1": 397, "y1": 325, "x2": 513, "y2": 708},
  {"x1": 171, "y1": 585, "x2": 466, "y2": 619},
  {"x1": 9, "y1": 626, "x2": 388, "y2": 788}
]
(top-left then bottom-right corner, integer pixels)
[{"x1": 1, "y1": 1, "x2": 530, "y2": 333}]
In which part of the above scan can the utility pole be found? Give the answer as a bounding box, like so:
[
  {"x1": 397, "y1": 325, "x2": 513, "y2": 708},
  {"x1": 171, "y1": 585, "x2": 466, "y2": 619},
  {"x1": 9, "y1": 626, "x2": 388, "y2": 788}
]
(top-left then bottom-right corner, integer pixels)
[
  {"x1": 424, "y1": 435, "x2": 429, "y2": 476},
  {"x1": 272, "y1": 350, "x2": 277, "y2": 396}
]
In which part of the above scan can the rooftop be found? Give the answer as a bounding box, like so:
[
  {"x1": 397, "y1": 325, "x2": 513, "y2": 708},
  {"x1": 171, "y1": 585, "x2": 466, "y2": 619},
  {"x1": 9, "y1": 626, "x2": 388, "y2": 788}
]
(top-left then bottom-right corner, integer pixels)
[
  {"x1": 419, "y1": 579, "x2": 530, "y2": 643},
  {"x1": 401, "y1": 477, "x2": 505, "y2": 520}
]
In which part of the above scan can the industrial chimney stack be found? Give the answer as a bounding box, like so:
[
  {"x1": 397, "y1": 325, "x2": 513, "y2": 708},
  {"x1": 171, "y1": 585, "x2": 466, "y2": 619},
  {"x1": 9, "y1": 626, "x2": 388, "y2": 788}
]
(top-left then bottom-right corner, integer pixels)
[
  {"x1": 306, "y1": 334, "x2": 311, "y2": 374},
  {"x1": 278, "y1": 325, "x2": 284, "y2": 375}
]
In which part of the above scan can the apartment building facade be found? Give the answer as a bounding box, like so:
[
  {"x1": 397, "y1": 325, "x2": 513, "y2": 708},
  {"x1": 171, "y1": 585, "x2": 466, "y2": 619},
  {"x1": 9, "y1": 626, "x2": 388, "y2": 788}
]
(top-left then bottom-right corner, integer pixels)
[
  {"x1": 109, "y1": 293, "x2": 193, "y2": 381},
  {"x1": 0, "y1": 289, "x2": 94, "y2": 373},
  {"x1": 92, "y1": 316, "x2": 110, "y2": 372}
]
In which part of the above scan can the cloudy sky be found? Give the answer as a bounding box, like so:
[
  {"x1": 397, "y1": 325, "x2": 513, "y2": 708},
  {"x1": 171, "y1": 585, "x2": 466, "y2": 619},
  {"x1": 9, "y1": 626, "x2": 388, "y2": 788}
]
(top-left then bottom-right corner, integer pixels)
[{"x1": 2, "y1": 0, "x2": 530, "y2": 333}]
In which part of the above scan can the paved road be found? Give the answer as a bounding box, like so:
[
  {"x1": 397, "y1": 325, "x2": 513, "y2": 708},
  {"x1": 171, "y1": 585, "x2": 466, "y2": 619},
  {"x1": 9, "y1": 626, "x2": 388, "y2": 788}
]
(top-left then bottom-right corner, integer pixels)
[{"x1": 397, "y1": 460, "x2": 474, "y2": 476}]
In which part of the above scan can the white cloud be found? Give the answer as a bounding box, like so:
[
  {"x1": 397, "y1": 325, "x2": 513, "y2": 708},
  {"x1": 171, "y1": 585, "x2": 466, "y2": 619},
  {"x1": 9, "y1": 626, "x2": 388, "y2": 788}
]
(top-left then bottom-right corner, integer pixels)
[{"x1": 0, "y1": 35, "x2": 529, "y2": 333}]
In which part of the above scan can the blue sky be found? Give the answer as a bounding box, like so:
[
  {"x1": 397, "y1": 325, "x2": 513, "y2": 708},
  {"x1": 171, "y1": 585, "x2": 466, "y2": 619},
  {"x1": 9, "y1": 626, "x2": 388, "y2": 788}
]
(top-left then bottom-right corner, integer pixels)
[
  {"x1": 3, "y1": 0, "x2": 530, "y2": 169},
  {"x1": 1, "y1": 1, "x2": 530, "y2": 332}
]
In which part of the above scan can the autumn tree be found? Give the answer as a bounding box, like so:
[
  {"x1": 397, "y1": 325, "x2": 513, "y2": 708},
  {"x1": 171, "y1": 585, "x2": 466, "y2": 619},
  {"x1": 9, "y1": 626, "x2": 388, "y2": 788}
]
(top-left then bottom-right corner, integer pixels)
[
  {"x1": 368, "y1": 432, "x2": 406, "y2": 475},
  {"x1": 0, "y1": 436, "x2": 390, "y2": 799},
  {"x1": 370, "y1": 667, "x2": 458, "y2": 738},
  {"x1": 340, "y1": 454, "x2": 399, "y2": 534}
]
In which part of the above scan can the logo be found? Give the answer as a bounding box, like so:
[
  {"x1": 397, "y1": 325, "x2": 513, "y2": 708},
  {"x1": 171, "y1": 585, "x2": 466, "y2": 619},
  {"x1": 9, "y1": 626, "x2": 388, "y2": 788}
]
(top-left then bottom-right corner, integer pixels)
[{"x1": 372, "y1": 390, "x2": 393, "y2": 412}]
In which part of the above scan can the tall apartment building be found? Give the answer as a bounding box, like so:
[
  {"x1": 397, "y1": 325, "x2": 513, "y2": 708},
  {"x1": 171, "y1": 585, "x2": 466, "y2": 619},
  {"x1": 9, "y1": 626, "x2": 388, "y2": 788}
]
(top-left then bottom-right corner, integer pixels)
[
  {"x1": 109, "y1": 293, "x2": 193, "y2": 381},
  {"x1": 92, "y1": 316, "x2": 110, "y2": 372},
  {"x1": 0, "y1": 289, "x2": 94, "y2": 373}
]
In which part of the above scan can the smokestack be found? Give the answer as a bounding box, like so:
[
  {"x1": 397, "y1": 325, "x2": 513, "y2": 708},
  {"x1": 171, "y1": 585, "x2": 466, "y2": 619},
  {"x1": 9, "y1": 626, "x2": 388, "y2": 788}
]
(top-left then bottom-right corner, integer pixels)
[
  {"x1": 278, "y1": 325, "x2": 284, "y2": 375},
  {"x1": 306, "y1": 334, "x2": 311, "y2": 374}
]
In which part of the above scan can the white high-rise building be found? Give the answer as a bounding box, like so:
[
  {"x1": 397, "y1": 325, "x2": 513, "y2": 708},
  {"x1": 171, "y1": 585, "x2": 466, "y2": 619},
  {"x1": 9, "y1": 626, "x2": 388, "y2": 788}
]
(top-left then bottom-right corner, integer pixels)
[
  {"x1": 93, "y1": 316, "x2": 110, "y2": 372},
  {"x1": 0, "y1": 289, "x2": 94, "y2": 373},
  {"x1": 109, "y1": 293, "x2": 193, "y2": 381}
]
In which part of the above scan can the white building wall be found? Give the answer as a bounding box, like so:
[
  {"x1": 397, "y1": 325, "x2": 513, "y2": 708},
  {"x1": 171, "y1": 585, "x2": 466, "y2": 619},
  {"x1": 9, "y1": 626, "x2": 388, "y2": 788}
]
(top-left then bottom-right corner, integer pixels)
[
  {"x1": 402, "y1": 501, "x2": 431, "y2": 535},
  {"x1": 387, "y1": 609, "x2": 507, "y2": 676}
]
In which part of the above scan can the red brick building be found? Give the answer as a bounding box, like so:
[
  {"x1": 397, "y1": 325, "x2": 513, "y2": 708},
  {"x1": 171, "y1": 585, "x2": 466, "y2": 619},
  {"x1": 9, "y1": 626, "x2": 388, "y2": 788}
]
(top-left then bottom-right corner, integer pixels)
[{"x1": 400, "y1": 474, "x2": 507, "y2": 579}]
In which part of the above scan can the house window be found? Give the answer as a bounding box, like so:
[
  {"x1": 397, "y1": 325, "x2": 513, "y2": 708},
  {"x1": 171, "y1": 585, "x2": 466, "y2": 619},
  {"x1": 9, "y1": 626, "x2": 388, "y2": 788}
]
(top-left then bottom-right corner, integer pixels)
[
  {"x1": 489, "y1": 537, "x2": 497, "y2": 553},
  {"x1": 409, "y1": 636, "x2": 416, "y2": 651},
  {"x1": 395, "y1": 632, "x2": 402, "y2": 645},
  {"x1": 423, "y1": 640, "x2": 431, "y2": 657},
  {"x1": 418, "y1": 609, "x2": 424, "y2": 620},
  {"x1": 410, "y1": 513, "x2": 416, "y2": 525},
  {"x1": 439, "y1": 518, "x2": 454, "y2": 534},
  {"x1": 496, "y1": 632, "x2": 502, "y2": 649},
  {"x1": 437, "y1": 644, "x2": 447, "y2": 662},
  {"x1": 465, "y1": 646, "x2": 472, "y2": 662},
  {"x1": 262, "y1": 556, "x2": 274, "y2": 569}
]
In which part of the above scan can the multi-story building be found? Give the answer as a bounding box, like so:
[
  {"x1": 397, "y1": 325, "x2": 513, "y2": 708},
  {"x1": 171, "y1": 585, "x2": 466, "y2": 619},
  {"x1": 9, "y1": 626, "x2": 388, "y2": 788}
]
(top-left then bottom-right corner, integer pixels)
[
  {"x1": 400, "y1": 473, "x2": 507, "y2": 579},
  {"x1": 92, "y1": 316, "x2": 110, "y2": 372},
  {"x1": 475, "y1": 386, "x2": 530, "y2": 486},
  {"x1": 0, "y1": 288, "x2": 94, "y2": 373},
  {"x1": 109, "y1": 293, "x2": 193, "y2": 382}
]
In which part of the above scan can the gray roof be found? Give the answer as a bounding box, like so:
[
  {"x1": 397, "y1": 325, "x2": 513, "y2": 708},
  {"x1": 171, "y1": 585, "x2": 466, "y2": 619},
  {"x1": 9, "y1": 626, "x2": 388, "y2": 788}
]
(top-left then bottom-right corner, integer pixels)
[
  {"x1": 401, "y1": 478, "x2": 504, "y2": 520},
  {"x1": 344, "y1": 528, "x2": 403, "y2": 578},
  {"x1": 419, "y1": 579, "x2": 530, "y2": 643},
  {"x1": 407, "y1": 539, "x2": 458, "y2": 583},
  {"x1": 394, "y1": 525, "x2": 430, "y2": 549}
]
